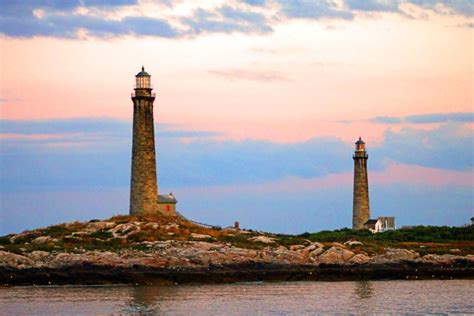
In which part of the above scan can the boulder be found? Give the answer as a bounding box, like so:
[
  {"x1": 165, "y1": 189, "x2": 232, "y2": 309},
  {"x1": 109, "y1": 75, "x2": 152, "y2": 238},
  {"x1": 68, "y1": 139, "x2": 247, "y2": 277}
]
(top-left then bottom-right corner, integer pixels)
[
  {"x1": 10, "y1": 233, "x2": 30, "y2": 243},
  {"x1": 422, "y1": 254, "x2": 462, "y2": 264},
  {"x1": 308, "y1": 247, "x2": 325, "y2": 257},
  {"x1": 349, "y1": 254, "x2": 371, "y2": 264},
  {"x1": 141, "y1": 241, "x2": 163, "y2": 247},
  {"x1": 86, "y1": 221, "x2": 116, "y2": 232},
  {"x1": 165, "y1": 223, "x2": 179, "y2": 231},
  {"x1": 382, "y1": 248, "x2": 420, "y2": 261},
  {"x1": 32, "y1": 236, "x2": 52, "y2": 245},
  {"x1": 145, "y1": 223, "x2": 159, "y2": 230},
  {"x1": 71, "y1": 231, "x2": 88, "y2": 237},
  {"x1": 318, "y1": 247, "x2": 355, "y2": 264},
  {"x1": 311, "y1": 242, "x2": 324, "y2": 248},
  {"x1": 190, "y1": 233, "x2": 213, "y2": 240},
  {"x1": 289, "y1": 245, "x2": 305, "y2": 251},
  {"x1": 28, "y1": 251, "x2": 50, "y2": 260},
  {"x1": 344, "y1": 240, "x2": 363, "y2": 246},
  {"x1": 0, "y1": 251, "x2": 33, "y2": 268},
  {"x1": 109, "y1": 223, "x2": 140, "y2": 238},
  {"x1": 248, "y1": 236, "x2": 276, "y2": 244},
  {"x1": 188, "y1": 241, "x2": 217, "y2": 251},
  {"x1": 50, "y1": 253, "x2": 85, "y2": 268},
  {"x1": 152, "y1": 241, "x2": 174, "y2": 250},
  {"x1": 302, "y1": 242, "x2": 324, "y2": 254},
  {"x1": 238, "y1": 230, "x2": 252, "y2": 234}
]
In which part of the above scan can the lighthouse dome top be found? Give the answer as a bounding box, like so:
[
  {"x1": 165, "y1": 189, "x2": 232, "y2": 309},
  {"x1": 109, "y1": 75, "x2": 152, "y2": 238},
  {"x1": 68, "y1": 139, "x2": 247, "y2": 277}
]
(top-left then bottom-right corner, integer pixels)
[
  {"x1": 355, "y1": 137, "x2": 365, "y2": 145},
  {"x1": 136, "y1": 66, "x2": 150, "y2": 77},
  {"x1": 355, "y1": 137, "x2": 366, "y2": 152}
]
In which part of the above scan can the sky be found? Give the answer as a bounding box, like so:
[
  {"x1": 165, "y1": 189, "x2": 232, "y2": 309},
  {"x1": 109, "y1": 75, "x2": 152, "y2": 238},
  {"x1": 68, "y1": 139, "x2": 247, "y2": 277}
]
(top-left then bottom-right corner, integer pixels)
[{"x1": 0, "y1": 0, "x2": 473, "y2": 235}]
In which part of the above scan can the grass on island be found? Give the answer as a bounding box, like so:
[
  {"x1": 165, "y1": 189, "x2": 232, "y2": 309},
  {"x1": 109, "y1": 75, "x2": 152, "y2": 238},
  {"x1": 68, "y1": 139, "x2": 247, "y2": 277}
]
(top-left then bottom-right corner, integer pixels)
[{"x1": 0, "y1": 215, "x2": 473, "y2": 257}]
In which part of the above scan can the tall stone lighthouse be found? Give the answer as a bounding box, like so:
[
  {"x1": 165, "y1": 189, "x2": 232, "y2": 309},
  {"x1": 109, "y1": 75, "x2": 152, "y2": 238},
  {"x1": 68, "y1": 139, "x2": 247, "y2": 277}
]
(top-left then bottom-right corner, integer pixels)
[
  {"x1": 129, "y1": 67, "x2": 176, "y2": 216},
  {"x1": 352, "y1": 137, "x2": 370, "y2": 229}
]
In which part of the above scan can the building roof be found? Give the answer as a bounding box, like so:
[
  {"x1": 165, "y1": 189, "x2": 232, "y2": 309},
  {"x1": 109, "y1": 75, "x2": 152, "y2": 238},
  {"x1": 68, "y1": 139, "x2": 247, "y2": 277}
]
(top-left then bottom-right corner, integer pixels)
[
  {"x1": 136, "y1": 66, "x2": 150, "y2": 77},
  {"x1": 364, "y1": 219, "x2": 378, "y2": 225},
  {"x1": 157, "y1": 194, "x2": 177, "y2": 203},
  {"x1": 355, "y1": 137, "x2": 365, "y2": 145}
]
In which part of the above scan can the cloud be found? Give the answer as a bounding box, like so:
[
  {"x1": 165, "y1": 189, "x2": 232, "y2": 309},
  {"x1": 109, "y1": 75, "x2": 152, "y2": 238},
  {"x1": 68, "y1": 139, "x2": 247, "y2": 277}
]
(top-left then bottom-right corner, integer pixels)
[
  {"x1": 406, "y1": 0, "x2": 474, "y2": 17},
  {"x1": 1, "y1": 117, "x2": 472, "y2": 234},
  {"x1": 372, "y1": 116, "x2": 403, "y2": 124},
  {"x1": 241, "y1": 0, "x2": 267, "y2": 6},
  {"x1": 278, "y1": 0, "x2": 354, "y2": 20},
  {"x1": 208, "y1": 69, "x2": 289, "y2": 82},
  {"x1": 0, "y1": 97, "x2": 22, "y2": 104},
  {"x1": 0, "y1": 0, "x2": 138, "y2": 18},
  {"x1": 251, "y1": 47, "x2": 278, "y2": 54},
  {"x1": 0, "y1": 118, "x2": 128, "y2": 135},
  {"x1": 0, "y1": 118, "x2": 352, "y2": 190},
  {"x1": 182, "y1": 6, "x2": 273, "y2": 35},
  {"x1": 0, "y1": 12, "x2": 179, "y2": 38},
  {"x1": 406, "y1": 112, "x2": 474, "y2": 124},
  {"x1": 0, "y1": 118, "x2": 220, "y2": 145},
  {"x1": 456, "y1": 22, "x2": 474, "y2": 28},
  {"x1": 1, "y1": 0, "x2": 472, "y2": 39},
  {"x1": 346, "y1": 0, "x2": 400, "y2": 12},
  {"x1": 1, "y1": 117, "x2": 472, "y2": 195},
  {"x1": 346, "y1": 0, "x2": 473, "y2": 16},
  {"x1": 373, "y1": 112, "x2": 474, "y2": 124},
  {"x1": 372, "y1": 123, "x2": 473, "y2": 171}
]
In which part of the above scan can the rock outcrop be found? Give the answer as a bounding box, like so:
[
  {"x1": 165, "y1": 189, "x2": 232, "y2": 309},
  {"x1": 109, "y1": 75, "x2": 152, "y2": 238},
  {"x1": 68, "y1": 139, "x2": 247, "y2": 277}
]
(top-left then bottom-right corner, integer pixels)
[
  {"x1": 0, "y1": 217, "x2": 473, "y2": 285},
  {"x1": 318, "y1": 247, "x2": 355, "y2": 264}
]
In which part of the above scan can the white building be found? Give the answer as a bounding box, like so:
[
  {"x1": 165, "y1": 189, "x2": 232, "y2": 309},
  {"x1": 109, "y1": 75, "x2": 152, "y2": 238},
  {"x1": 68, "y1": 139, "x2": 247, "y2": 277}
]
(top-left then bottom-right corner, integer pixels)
[{"x1": 364, "y1": 216, "x2": 396, "y2": 233}]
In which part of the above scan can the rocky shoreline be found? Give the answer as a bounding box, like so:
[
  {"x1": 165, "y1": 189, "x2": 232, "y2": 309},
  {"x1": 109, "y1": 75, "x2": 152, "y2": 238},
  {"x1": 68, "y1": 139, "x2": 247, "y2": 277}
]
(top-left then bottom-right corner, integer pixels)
[
  {"x1": 1, "y1": 240, "x2": 473, "y2": 286},
  {"x1": 1, "y1": 217, "x2": 473, "y2": 286},
  {"x1": 1, "y1": 260, "x2": 473, "y2": 286}
]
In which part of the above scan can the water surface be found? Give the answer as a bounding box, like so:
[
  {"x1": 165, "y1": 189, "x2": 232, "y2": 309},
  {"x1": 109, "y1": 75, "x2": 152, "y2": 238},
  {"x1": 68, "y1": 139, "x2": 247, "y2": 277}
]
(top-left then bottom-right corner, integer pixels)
[{"x1": 1, "y1": 280, "x2": 473, "y2": 315}]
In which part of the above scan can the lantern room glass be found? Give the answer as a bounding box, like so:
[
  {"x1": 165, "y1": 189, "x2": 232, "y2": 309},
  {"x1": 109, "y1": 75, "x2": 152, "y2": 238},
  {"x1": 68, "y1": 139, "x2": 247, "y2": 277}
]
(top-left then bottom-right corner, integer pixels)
[
  {"x1": 136, "y1": 76, "x2": 150, "y2": 89},
  {"x1": 356, "y1": 143, "x2": 365, "y2": 151}
]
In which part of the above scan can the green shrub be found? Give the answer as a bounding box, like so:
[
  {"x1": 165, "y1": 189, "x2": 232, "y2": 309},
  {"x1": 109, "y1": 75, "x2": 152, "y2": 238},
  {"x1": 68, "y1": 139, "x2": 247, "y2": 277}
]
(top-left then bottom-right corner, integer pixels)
[
  {"x1": 299, "y1": 226, "x2": 473, "y2": 243},
  {"x1": 299, "y1": 228, "x2": 373, "y2": 242},
  {"x1": 0, "y1": 235, "x2": 12, "y2": 245},
  {"x1": 41, "y1": 225, "x2": 72, "y2": 238},
  {"x1": 89, "y1": 230, "x2": 113, "y2": 240},
  {"x1": 374, "y1": 225, "x2": 474, "y2": 243}
]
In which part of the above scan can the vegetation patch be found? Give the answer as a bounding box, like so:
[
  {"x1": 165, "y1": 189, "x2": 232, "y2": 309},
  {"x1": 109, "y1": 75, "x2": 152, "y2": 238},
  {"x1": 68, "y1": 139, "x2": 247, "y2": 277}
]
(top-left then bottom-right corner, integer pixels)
[
  {"x1": 88, "y1": 230, "x2": 113, "y2": 240},
  {"x1": 0, "y1": 217, "x2": 472, "y2": 255}
]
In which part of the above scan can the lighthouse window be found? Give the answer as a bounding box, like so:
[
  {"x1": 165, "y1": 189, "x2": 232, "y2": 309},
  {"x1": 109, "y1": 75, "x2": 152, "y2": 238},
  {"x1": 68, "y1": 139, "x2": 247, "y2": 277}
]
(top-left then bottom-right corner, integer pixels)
[
  {"x1": 136, "y1": 77, "x2": 150, "y2": 88},
  {"x1": 165, "y1": 205, "x2": 170, "y2": 212}
]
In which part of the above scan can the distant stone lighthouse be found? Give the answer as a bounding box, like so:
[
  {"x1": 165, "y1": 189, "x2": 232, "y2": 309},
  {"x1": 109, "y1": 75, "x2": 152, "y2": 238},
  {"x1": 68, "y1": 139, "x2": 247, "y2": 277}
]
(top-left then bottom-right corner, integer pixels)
[
  {"x1": 130, "y1": 67, "x2": 176, "y2": 216},
  {"x1": 352, "y1": 137, "x2": 370, "y2": 229}
]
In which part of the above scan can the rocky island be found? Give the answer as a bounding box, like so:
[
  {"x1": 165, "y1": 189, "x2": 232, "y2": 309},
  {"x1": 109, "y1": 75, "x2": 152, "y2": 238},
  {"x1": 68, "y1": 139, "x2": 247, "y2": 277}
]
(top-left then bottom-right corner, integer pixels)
[{"x1": 1, "y1": 215, "x2": 473, "y2": 286}]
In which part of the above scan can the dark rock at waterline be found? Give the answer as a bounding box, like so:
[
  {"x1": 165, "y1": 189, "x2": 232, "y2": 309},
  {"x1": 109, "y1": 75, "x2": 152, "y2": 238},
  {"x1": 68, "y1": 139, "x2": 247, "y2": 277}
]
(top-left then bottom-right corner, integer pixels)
[{"x1": 1, "y1": 260, "x2": 473, "y2": 286}]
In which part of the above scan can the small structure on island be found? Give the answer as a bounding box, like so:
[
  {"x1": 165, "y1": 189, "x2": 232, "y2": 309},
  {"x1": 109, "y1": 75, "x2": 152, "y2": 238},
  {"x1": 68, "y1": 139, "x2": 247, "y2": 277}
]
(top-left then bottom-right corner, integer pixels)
[
  {"x1": 364, "y1": 217, "x2": 396, "y2": 233},
  {"x1": 129, "y1": 67, "x2": 177, "y2": 216},
  {"x1": 363, "y1": 219, "x2": 378, "y2": 232},
  {"x1": 352, "y1": 137, "x2": 370, "y2": 229}
]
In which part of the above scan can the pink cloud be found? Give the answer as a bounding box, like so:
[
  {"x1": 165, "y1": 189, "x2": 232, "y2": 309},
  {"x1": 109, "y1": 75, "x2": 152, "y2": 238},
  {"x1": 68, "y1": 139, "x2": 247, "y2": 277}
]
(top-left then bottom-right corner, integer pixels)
[{"x1": 179, "y1": 162, "x2": 473, "y2": 196}]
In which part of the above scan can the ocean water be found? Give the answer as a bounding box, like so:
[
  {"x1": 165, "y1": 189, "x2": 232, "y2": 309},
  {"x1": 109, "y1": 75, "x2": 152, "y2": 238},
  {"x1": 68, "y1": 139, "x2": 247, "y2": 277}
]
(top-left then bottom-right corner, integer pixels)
[{"x1": 1, "y1": 280, "x2": 473, "y2": 315}]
